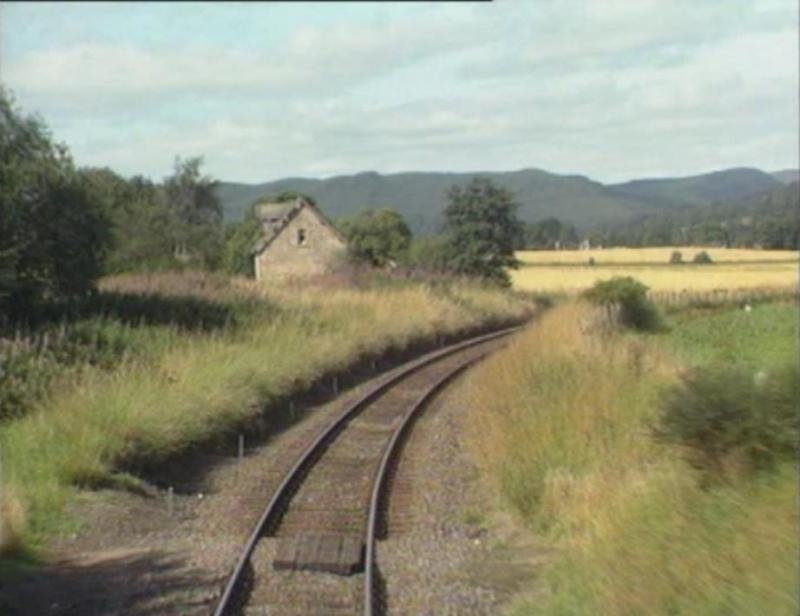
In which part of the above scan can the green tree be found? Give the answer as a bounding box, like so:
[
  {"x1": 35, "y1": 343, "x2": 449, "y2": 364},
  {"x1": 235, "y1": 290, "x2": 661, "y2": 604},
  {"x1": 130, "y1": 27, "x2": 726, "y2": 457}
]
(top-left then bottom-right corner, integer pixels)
[
  {"x1": 520, "y1": 217, "x2": 579, "y2": 249},
  {"x1": 163, "y1": 156, "x2": 223, "y2": 268},
  {"x1": 79, "y1": 168, "x2": 174, "y2": 273},
  {"x1": 338, "y1": 208, "x2": 412, "y2": 266},
  {"x1": 0, "y1": 88, "x2": 111, "y2": 317},
  {"x1": 441, "y1": 178, "x2": 522, "y2": 285},
  {"x1": 222, "y1": 206, "x2": 262, "y2": 277},
  {"x1": 404, "y1": 235, "x2": 456, "y2": 273}
]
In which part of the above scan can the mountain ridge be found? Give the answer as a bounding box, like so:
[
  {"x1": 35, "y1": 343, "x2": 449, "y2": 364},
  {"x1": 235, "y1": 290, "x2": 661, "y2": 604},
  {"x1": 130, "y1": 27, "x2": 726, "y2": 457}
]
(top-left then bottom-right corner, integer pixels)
[{"x1": 216, "y1": 166, "x2": 793, "y2": 234}]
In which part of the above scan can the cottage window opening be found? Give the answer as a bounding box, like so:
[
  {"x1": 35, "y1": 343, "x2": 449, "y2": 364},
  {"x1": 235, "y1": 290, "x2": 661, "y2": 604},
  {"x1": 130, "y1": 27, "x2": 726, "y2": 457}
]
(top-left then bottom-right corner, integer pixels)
[{"x1": 297, "y1": 229, "x2": 307, "y2": 245}]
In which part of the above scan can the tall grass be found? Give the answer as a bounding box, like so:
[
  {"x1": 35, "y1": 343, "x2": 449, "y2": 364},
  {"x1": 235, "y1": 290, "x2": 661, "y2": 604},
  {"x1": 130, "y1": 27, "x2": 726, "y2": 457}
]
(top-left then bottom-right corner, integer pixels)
[
  {"x1": 464, "y1": 302, "x2": 798, "y2": 614},
  {"x1": 0, "y1": 272, "x2": 531, "y2": 557}
]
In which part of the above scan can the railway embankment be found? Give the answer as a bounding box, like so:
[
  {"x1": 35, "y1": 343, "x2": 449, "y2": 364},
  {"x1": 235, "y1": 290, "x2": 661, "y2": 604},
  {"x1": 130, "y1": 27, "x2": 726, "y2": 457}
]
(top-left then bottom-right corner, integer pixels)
[
  {"x1": 0, "y1": 271, "x2": 532, "y2": 570},
  {"x1": 462, "y1": 298, "x2": 797, "y2": 614}
]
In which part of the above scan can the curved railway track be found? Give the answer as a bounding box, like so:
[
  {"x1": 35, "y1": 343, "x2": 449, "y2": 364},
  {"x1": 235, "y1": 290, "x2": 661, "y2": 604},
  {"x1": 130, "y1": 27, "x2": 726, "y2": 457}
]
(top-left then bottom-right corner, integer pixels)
[{"x1": 213, "y1": 326, "x2": 519, "y2": 616}]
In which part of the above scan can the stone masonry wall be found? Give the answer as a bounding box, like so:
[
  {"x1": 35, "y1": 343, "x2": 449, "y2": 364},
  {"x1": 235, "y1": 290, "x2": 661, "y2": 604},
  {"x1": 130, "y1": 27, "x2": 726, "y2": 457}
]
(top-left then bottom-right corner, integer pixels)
[{"x1": 255, "y1": 206, "x2": 347, "y2": 281}]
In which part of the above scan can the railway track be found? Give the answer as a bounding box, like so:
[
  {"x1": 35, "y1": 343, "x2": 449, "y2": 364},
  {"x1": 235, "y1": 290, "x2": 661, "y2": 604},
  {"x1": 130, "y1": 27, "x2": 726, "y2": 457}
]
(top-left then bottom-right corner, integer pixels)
[{"x1": 212, "y1": 326, "x2": 518, "y2": 616}]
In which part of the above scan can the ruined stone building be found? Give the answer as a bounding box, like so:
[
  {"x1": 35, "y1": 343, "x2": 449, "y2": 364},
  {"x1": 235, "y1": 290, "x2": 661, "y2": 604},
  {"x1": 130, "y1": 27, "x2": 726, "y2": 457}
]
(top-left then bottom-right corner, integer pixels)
[{"x1": 253, "y1": 198, "x2": 348, "y2": 281}]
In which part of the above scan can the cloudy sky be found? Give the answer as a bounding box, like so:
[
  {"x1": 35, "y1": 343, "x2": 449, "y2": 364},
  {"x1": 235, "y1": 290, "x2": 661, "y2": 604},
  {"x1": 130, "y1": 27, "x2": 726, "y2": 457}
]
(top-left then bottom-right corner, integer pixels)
[{"x1": 1, "y1": 1, "x2": 797, "y2": 184}]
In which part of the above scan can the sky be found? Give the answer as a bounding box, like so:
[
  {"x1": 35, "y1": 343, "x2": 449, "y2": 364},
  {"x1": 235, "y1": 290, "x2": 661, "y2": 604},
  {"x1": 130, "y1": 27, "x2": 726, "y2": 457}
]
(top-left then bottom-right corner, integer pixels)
[{"x1": 1, "y1": 0, "x2": 797, "y2": 184}]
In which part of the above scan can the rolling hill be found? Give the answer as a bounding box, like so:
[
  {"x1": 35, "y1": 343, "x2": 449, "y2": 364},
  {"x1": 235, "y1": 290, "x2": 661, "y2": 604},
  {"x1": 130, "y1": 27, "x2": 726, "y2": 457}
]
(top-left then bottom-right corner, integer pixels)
[
  {"x1": 216, "y1": 166, "x2": 789, "y2": 235},
  {"x1": 772, "y1": 169, "x2": 800, "y2": 185},
  {"x1": 607, "y1": 167, "x2": 781, "y2": 208}
]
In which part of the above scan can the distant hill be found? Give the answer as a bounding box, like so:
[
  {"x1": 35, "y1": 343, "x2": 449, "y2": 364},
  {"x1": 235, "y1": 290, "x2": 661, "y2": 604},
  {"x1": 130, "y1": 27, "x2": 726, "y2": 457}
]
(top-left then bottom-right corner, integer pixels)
[
  {"x1": 772, "y1": 169, "x2": 799, "y2": 185},
  {"x1": 607, "y1": 167, "x2": 781, "y2": 208},
  {"x1": 602, "y1": 180, "x2": 799, "y2": 248},
  {"x1": 216, "y1": 166, "x2": 786, "y2": 235}
]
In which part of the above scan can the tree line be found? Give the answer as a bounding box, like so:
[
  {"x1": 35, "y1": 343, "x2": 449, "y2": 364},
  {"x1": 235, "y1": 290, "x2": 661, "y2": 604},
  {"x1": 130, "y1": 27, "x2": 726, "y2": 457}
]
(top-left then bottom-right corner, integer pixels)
[
  {"x1": 591, "y1": 182, "x2": 799, "y2": 249},
  {"x1": 1, "y1": 88, "x2": 226, "y2": 318},
  {"x1": 1, "y1": 87, "x2": 525, "y2": 320}
]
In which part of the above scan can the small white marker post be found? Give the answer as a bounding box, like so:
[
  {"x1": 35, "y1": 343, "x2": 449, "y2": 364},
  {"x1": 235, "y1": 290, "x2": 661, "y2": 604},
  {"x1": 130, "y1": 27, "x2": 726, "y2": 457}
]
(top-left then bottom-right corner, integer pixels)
[
  {"x1": 238, "y1": 434, "x2": 245, "y2": 461},
  {"x1": 167, "y1": 486, "x2": 174, "y2": 517}
]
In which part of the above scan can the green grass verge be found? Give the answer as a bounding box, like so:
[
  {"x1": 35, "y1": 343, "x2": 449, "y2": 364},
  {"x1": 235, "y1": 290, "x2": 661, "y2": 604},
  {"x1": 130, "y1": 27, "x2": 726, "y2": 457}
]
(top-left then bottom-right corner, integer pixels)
[
  {"x1": 0, "y1": 274, "x2": 531, "y2": 559},
  {"x1": 465, "y1": 300, "x2": 798, "y2": 615},
  {"x1": 663, "y1": 301, "x2": 797, "y2": 369}
]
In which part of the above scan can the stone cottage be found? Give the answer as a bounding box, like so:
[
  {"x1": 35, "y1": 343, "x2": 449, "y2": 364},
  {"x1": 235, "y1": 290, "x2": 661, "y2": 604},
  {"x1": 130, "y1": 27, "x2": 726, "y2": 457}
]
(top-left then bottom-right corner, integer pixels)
[{"x1": 253, "y1": 197, "x2": 348, "y2": 281}]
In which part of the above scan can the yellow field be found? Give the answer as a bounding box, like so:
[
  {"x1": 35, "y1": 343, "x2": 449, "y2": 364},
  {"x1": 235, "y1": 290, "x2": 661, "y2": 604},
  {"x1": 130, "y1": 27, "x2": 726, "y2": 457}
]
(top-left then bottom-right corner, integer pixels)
[
  {"x1": 512, "y1": 248, "x2": 799, "y2": 294},
  {"x1": 517, "y1": 247, "x2": 799, "y2": 265}
]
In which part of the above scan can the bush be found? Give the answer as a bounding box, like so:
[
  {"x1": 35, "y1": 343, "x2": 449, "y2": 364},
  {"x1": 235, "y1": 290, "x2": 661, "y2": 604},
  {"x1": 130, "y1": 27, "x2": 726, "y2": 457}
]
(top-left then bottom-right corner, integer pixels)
[
  {"x1": 583, "y1": 276, "x2": 661, "y2": 331},
  {"x1": 693, "y1": 250, "x2": 713, "y2": 264},
  {"x1": 669, "y1": 250, "x2": 684, "y2": 264},
  {"x1": 403, "y1": 235, "x2": 457, "y2": 273},
  {"x1": 655, "y1": 363, "x2": 799, "y2": 478},
  {"x1": 338, "y1": 208, "x2": 412, "y2": 267}
]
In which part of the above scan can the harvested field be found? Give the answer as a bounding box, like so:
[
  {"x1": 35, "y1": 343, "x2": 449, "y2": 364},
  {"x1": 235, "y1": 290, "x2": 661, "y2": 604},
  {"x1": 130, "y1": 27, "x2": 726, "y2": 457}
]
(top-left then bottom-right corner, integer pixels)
[
  {"x1": 512, "y1": 248, "x2": 798, "y2": 294},
  {"x1": 516, "y1": 247, "x2": 799, "y2": 265}
]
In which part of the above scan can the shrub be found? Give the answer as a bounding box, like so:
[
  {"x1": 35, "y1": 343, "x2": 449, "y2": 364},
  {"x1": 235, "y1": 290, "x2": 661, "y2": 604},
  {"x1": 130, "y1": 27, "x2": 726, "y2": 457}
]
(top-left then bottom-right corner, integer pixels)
[
  {"x1": 669, "y1": 250, "x2": 684, "y2": 264},
  {"x1": 403, "y1": 235, "x2": 457, "y2": 273},
  {"x1": 338, "y1": 208, "x2": 412, "y2": 267},
  {"x1": 583, "y1": 276, "x2": 661, "y2": 331},
  {"x1": 693, "y1": 250, "x2": 713, "y2": 264},
  {"x1": 655, "y1": 363, "x2": 799, "y2": 478}
]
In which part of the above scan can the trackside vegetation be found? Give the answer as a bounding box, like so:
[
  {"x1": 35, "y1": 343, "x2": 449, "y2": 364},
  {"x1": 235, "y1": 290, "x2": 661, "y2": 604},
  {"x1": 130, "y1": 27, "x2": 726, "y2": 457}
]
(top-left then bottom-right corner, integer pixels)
[
  {"x1": 0, "y1": 272, "x2": 531, "y2": 558},
  {"x1": 465, "y1": 298, "x2": 798, "y2": 614}
]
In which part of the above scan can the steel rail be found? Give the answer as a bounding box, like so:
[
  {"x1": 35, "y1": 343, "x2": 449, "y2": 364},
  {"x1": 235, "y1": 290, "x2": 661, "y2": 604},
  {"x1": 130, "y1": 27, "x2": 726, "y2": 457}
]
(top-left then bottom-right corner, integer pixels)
[
  {"x1": 364, "y1": 351, "x2": 490, "y2": 616},
  {"x1": 212, "y1": 325, "x2": 519, "y2": 616}
]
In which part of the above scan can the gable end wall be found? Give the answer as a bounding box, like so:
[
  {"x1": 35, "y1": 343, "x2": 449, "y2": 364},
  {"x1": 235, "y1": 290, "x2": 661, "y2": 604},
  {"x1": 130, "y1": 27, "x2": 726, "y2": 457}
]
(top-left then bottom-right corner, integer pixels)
[{"x1": 255, "y1": 206, "x2": 347, "y2": 280}]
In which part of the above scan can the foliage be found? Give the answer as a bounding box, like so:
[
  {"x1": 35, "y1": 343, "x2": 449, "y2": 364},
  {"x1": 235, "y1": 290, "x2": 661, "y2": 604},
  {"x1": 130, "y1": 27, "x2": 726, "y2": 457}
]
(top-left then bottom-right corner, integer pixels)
[
  {"x1": 162, "y1": 156, "x2": 224, "y2": 269},
  {"x1": 54, "y1": 161, "x2": 225, "y2": 277},
  {"x1": 0, "y1": 88, "x2": 112, "y2": 318},
  {"x1": 692, "y1": 250, "x2": 713, "y2": 264},
  {"x1": 583, "y1": 276, "x2": 661, "y2": 331},
  {"x1": 441, "y1": 177, "x2": 523, "y2": 285},
  {"x1": 80, "y1": 168, "x2": 175, "y2": 273},
  {"x1": 338, "y1": 208, "x2": 412, "y2": 267},
  {"x1": 517, "y1": 217, "x2": 579, "y2": 249},
  {"x1": 654, "y1": 364, "x2": 799, "y2": 477},
  {"x1": 402, "y1": 235, "x2": 456, "y2": 273},
  {"x1": 222, "y1": 206, "x2": 262, "y2": 277},
  {"x1": 669, "y1": 250, "x2": 683, "y2": 264},
  {"x1": 597, "y1": 181, "x2": 800, "y2": 249}
]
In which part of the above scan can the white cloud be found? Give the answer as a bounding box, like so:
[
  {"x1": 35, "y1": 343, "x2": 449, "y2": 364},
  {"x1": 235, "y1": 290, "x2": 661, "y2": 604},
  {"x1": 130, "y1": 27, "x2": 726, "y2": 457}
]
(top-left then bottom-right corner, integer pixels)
[
  {"x1": 5, "y1": 9, "x2": 486, "y2": 110},
  {"x1": 2, "y1": 1, "x2": 796, "y2": 183}
]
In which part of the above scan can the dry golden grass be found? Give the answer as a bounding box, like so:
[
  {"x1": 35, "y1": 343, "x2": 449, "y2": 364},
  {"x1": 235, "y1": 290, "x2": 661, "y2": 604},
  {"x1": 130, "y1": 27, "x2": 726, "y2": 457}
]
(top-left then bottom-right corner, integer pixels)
[
  {"x1": 0, "y1": 272, "x2": 531, "y2": 557},
  {"x1": 465, "y1": 302, "x2": 798, "y2": 615},
  {"x1": 511, "y1": 261, "x2": 798, "y2": 293},
  {"x1": 517, "y1": 247, "x2": 799, "y2": 265}
]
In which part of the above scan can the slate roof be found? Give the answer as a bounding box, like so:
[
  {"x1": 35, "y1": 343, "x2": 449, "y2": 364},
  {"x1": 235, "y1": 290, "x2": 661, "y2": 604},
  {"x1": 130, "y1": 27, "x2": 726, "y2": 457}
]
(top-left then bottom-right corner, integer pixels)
[
  {"x1": 256, "y1": 202, "x2": 296, "y2": 221},
  {"x1": 252, "y1": 197, "x2": 346, "y2": 255}
]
